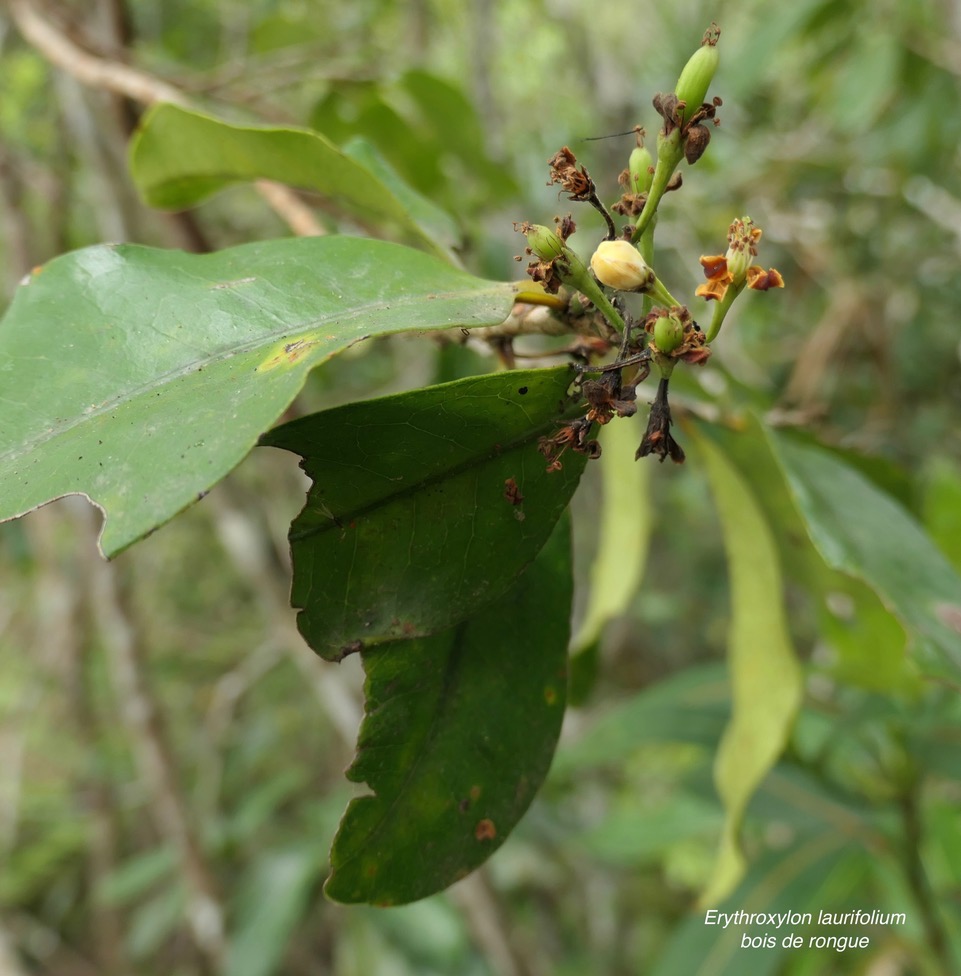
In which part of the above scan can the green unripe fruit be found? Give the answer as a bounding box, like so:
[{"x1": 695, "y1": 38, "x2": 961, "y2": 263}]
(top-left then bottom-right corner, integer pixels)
[
  {"x1": 627, "y1": 145, "x2": 654, "y2": 194},
  {"x1": 674, "y1": 24, "x2": 720, "y2": 123},
  {"x1": 523, "y1": 224, "x2": 566, "y2": 261},
  {"x1": 653, "y1": 310, "x2": 685, "y2": 354}
]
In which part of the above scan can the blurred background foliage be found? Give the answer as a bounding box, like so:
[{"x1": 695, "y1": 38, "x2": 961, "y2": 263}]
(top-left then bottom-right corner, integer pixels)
[{"x1": 1, "y1": 0, "x2": 961, "y2": 973}]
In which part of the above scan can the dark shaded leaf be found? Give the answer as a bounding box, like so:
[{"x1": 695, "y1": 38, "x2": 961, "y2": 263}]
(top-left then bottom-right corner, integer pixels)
[
  {"x1": 261, "y1": 367, "x2": 585, "y2": 658},
  {"x1": 325, "y1": 518, "x2": 572, "y2": 905}
]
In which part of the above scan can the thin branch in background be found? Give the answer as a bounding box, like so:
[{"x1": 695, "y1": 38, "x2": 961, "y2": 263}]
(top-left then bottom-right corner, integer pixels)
[
  {"x1": 208, "y1": 483, "x2": 363, "y2": 748},
  {"x1": 0, "y1": 147, "x2": 32, "y2": 290},
  {"x1": 0, "y1": 924, "x2": 31, "y2": 976},
  {"x1": 6, "y1": 0, "x2": 325, "y2": 238},
  {"x1": 899, "y1": 782, "x2": 955, "y2": 973},
  {"x1": 447, "y1": 870, "x2": 542, "y2": 976},
  {"x1": 80, "y1": 510, "x2": 227, "y2": 973},
  {"x1": 23, "y1": 504, "x2": 128, "y2": 976}
]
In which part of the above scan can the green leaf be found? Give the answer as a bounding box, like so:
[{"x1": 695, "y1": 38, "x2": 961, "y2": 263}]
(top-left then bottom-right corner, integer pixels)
[
  {"x1": 694, "y1": 430, "x2": 804, "y2": 907},
  {"x1": 921, "y1": 456, "x2": 961, "y2": 574},
  {"x1": 324, "y1": 517, "x2": 572, "y2": 905},
  {"x1": 699, "y1": 416, "x2": 915, "y2": 695},
  {"x1": 769, "y1": 432, "x2": 961, "y2": 681},
  {"x1": 128, "y1": 104, "x2": 456, "y2": 256},
  {"x1": 341, "y1": 136, "x2": 460, "y2": 253},
  {"x1": 552, "y1": 664, "x2": 731, "y2": 777},
  {"x1": 261, "y1": 367, "x2": 585, "y2": 658},
  {"x1": 226, "y1": 845, "x2": 325, "y2": 976},
  {"x1": 0, "y1": 237, "x2": 516, "y2": 557},
  {"x1": 651, "y1": 841, "x2": 872, "y2": 976}
]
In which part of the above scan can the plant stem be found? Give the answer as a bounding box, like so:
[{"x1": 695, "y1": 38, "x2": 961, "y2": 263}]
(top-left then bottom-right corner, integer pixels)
[
  {"x1": 898, "y1": 780, "x2": 955, "y2": 972},
  {"x1": 631, "y1": 130, "x2": 683, "y2": 243}
]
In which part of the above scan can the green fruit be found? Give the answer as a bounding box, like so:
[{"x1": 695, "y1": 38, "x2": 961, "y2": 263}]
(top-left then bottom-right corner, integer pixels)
[
  {"x1": 653, "y1": 310, "x2": 684, "y2": 354},
  {"x1": 523, "y1": 224, "x2": 565, "y2": 261},
  {"x1": 628, "y1": 145, "x2": 653, "y2": 194},
  {"x1": 674, "y1": 25, "x2": 720, "y2": 123}
]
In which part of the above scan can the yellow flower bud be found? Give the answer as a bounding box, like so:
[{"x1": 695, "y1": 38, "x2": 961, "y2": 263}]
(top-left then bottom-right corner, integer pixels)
[{"x1": 590, "y1": 239, "x2": 654, "y2": 292}]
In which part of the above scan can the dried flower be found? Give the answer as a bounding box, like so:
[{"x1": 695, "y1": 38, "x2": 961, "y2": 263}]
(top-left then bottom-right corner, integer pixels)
[{"x1": 696, "y1": 217, "x2": 783, "y2": 303}]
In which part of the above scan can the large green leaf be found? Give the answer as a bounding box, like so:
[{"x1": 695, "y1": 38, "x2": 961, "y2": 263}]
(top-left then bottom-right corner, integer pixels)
[
  {"x1": 128, "y1": 104, "x2": 457, "y2": 256},
  {"x1": 769, "y1": 432, "x2": 961, "y2": 680},
  {"x1": 695, "y1": 430, "x2": 804, "y2": 907},
  {"x1": 260, "y1": 367, "x2": 586, "y2": 658},
  {"x1": 552, "y1": 664, "x2": 731, "y2": 778},
  {"x1": 325, "y1": 518, "x2": 572, "y2": 905},
  {"x1": 0, "y1": 237, "x2": 516, "y2": 557},
  {"x1": 702, "y1": 416, "x2": 915, "y2": 694}
]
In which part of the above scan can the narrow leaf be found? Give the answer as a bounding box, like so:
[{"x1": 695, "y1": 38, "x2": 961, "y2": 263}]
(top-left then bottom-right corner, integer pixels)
[
  {"x1": 695, "y1": 430, "x2": 804, "y2": 907},
  {"x1": 325, "y1": 518, "x2": 572, "y2": 905},
  {"x1": 571, "y1": 413, "x2": 652, "y2": 651},
  {"x1": 0, "y1": 237, "x2": 516, "y2": 556},
  {"x1": 129, "y1": 104, "x2": 455, "y2": 255},
  {"x1": 261, "y1": 367, "x2": 586, "y2": 658}
]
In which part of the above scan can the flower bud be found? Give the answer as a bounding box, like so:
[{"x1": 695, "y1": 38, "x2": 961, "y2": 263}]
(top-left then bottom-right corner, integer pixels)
[
  {"x1": 627, "y1": 145, "x2": 654, "y2": 194},
  {"x1": 674, "y1": 24, "x2": 720, "y2": 124},
  {"x1": 522, "y1": 223, "x2": 566, "y2": 261},
  {"x1": 590, "y1": 239, "x2": 654, "y2": 292}
]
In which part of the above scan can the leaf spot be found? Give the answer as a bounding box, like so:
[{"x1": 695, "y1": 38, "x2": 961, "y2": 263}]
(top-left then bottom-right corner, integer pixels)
[
  {"x1": 934, "y1": 602, "x2": 961, "y2": 634},
  {"x1": 256, "y1": 336, "x2": 320, "y2": 371},
  {"x1": 474, "y1": 819, "x2": 496, "y2": 841}
]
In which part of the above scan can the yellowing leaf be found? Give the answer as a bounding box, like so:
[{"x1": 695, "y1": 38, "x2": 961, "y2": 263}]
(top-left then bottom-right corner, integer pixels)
[
  {"x1": 572, "y1": 414, "x2": 652, "y2": 651},
  {"x1": 695, "y1": 430, "x2": 803, "y2": 906}
]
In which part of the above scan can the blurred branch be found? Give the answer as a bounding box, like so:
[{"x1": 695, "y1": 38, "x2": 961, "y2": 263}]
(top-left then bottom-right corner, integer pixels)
[
  {"x1": 6, "y1": 0, "x2": 324, "y2": 237},
  {"x1": 0, "y1": 147, "x2": 32, "y2": 287},
  {"x1": 0, "y1": 923, "x2": 32, "y2": 976},
  {"x1": 208, "y1": 486, "x2": 363, "y2": 748},
  {"x1": 448, "y1": 871, "x2": 541, "y2": 976},
  {"x1": 899, "y1": 779, "x2": 955, "y2": 972},
  {"x1": 6, "y1": 0, "x2": 186, "y2": 106},
  {"x1": 82, "y1": 514, "x2": 227, "y2": 972}
]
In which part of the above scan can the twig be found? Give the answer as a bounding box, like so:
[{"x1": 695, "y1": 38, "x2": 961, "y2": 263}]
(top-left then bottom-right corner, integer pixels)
[
  {"x1": 6, "y1": 0, "x2": 325, "y2": 237},
  {"x1": 81, "y1": 510, "x2": 227, "y2": 972},
  {"x1": 898, "y1": 780, "x2": 955, "y2": 972},
  {"x1": 21, "y1": 503, "x2": 128, "y2": 974},
  {"x1": 447, "y1": 870, "x2": 542, "y2": 976},
  {"x1": 7, "y1": 0, "x2": 187, "y2": 106},
  {"x1": 208, "y1": 484, "x2": 362, "y2": 748},
  {"x1": 0, "y1": 922, "x2": 39, "y2": 976}
]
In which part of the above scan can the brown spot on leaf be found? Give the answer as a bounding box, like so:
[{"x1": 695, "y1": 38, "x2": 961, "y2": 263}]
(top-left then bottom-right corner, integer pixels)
[
  {"x1": 935, "y1": 602, "x2": 961, "y2": 634},
  {"x1": 503, "y1": 477, "x2": 524, "y2": 506},
  {"x1": 475, "y1": 819, "x2": 497, "y2": 841}
]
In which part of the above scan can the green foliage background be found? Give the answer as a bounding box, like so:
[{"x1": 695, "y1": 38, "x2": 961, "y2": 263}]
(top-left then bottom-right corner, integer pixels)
[{"x1": 2, "y1": 0, "x2": 961, "y2": 973}]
